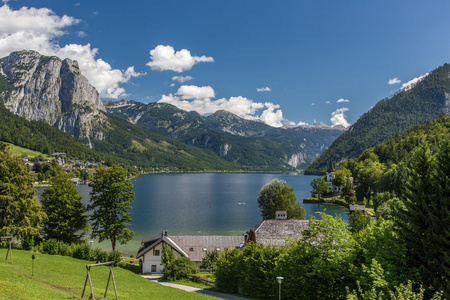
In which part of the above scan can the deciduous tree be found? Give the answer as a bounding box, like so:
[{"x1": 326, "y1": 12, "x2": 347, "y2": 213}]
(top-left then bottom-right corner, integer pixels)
[
  {"x1": 88, "y1": 165, "x2": 135, "y2": 250},
  {"x1": 310, "y1": 177, "x2": 329, "y2": 200},
  {"x1": 257, "y1": 179, "x2": 305, "y2": 220}
]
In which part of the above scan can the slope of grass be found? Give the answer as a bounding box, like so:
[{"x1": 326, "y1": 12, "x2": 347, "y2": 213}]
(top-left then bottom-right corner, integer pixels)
[
  {"x1": 5, "y1": 143, "x2": 49, "y2": 159},
  {"x1": 0, "y1": 249, "x2": 215, "y2": 300}
]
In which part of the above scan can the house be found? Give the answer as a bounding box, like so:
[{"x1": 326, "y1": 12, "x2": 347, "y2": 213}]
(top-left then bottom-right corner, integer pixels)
[
  {"x1": 136, "y1": 231, "x2": 245, "y2": 274},
  {"x1": 248, "y1": 213, "x2": 310, "y2": 247},
  {"x1": 326, "y1": 162, "x2": 335, "y2": 183},
  {"x1": 349, "y1": 205, "x2": 366, "y2": 214},
  {"x1": 326, "y1": 161, "x2": 354, "y2": 196}
]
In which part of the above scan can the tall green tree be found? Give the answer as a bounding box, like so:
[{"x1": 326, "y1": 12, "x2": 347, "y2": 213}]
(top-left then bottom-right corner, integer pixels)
[
  {"x1": 257, "y1": 179, "x2": 305, "y2": 220},
  {"x1": 395, "y1": 142, "x2": 450, "y2": 297},
  {"x1": 41, "y1": 169, "x2": 89, "y2": 243},
  {"x1": 88, "y1": 165, "x2": 135, "y2": 250},
  {"x1": 0, "y1": 143, "x2": 46, "y2": 239},
  {"x1": 310, "y1": 177, "x2": 329, "y2": 200}
]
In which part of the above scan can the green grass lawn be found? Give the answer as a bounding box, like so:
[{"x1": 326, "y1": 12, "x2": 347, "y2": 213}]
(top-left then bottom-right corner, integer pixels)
[
  {"x1": 0, "y1": 249, "x2": 216, "y2": 300},
  {"x1": 5, "y1": 143, "x2": 49, "y2": 159}
]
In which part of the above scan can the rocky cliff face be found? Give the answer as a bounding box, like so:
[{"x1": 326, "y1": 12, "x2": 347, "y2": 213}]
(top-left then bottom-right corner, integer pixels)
[{"x1": 0, "y1": 50, "x2": 106, "y2": 147}]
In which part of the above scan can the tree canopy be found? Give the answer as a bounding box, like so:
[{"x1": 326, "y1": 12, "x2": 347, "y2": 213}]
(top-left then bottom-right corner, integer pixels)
[
  {"x1": 41, "y1": 169, "x2": 89, "y2": 243},
  {"x1": 88, "y1": 165, "x2": 135, "y2": 250},
  {"x1": 257, "y1": 179, "x2": 305, "y2": 220},
  {"x1": 0, "y1": 143, "x2": 46, "y2": 239},
  {"x1": 310, "y1": 177, "x2": 329, "y2": 200},
  {"x1": 395, "y1": 142, "x2": 450, "y2": 297}
]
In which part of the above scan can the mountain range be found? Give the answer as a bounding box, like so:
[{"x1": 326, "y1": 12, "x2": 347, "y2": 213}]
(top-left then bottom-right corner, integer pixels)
[
  {"x1": 0, "y1": 50, "x2": 344, "y2": 171},
  {"x1": 104, "y1": 99, "x2": 344, "y2": 169}
]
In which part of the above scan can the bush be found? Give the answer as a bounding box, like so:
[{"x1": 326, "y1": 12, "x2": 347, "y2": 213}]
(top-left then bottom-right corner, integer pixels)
[
  {"x1": 72, "y1": 243, "x2": 92, "y2": 260},
  {"x1": 21, "y1": 237, "x2": 35, "y2": 251},
  {"x1": 42, "y1": 239, "x2": 60, "y2": 255},
  {"x1": 108, "y1": 250, "x2": 122, "y2": 266},
  {"x1": 59, "y1": 243, "x2": 73, "y2": 256},
  {"x1": 163, "y1": 257, "x2": 197, "y2": 281},
  {"x1": 91, "y1": 247, "x2": 108, "y2": 263}
]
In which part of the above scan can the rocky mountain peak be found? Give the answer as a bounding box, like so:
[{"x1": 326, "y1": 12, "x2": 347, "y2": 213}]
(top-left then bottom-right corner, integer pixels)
[{"x1": 0, "y1": 50, "x2": 107, "y2": 147}]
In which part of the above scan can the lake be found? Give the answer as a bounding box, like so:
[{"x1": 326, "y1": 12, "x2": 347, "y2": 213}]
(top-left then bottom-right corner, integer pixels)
[{"x1": 37, "y1": 173, "x2": 349, "y2": 255}]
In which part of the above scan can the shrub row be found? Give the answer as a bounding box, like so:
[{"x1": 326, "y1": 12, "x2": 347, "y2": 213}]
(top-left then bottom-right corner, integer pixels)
[{"x1": 32, "y1": 239, "x2": 122, "y2": 266}]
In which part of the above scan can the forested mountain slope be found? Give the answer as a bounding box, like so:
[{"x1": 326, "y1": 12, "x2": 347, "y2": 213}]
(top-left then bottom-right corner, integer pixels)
[
  {"x1": 306, "y1": 63, "x2": 450, "y2": 174},
  {"x1": 105, "y1": 100, "x2": 344, "y2": 170}
]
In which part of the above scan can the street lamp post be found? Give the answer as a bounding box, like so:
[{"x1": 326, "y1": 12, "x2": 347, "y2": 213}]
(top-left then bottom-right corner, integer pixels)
[{"x1": 276, "y1": 276, "x2": 283, "y2": 300}]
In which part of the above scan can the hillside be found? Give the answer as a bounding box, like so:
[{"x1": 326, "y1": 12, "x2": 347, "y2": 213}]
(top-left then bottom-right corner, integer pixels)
[
  {"x1": 345, "y1": 115, "x2": 450, "y2": 200},
  {"x1": 306, "y1": 63, "x2": 450, "y2": 174},
  {"x1": 105, "y1": 100, "x2": 344, "y2": 170},
  {"x1": 0, "y1": 249, "x2": 214, "y2": 299},
  {"x1": 0, "y1": 50, "x2": 245, "y2": 172}
]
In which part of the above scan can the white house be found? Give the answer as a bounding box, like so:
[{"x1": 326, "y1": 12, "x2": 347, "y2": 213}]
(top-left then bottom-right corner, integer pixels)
[
  {"x1": 326, "y1": 162, "x2": 353, "y2": 195},
  {"x1": 136, "y1": 231, "x2": 245, "y2": 274}
]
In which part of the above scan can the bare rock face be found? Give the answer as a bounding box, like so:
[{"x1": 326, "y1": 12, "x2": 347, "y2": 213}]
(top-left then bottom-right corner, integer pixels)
[{"x1": 0, "y1": 50, "x2": 107, "y2": 147}]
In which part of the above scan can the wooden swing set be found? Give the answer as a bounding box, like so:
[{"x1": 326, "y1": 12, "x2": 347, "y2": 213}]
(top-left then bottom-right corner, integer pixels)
[
  {"x1": 82, "y1": 261, "x2": 118, "y2": 300},
  {"x1": 0, "y1": 236, "x2": 13, "y2": 264}
]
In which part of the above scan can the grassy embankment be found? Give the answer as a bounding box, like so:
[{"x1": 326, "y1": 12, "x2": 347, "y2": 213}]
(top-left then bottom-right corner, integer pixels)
[
  {"x1": 0, "y1": 249, "x2": 216, "y2": 300},
  {"x1": 5, "y1": 143, "x2": 49, "y2": 159}
]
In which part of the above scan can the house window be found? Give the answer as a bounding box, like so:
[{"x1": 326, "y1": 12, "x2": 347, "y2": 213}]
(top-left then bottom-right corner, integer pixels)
[
  {"x1": 153, "y1": 249, "x2": 160, "y2": 256},
  {"x1": 189, "y1": 247, "x2": 194, "y2": 251},
  {"x1": 151, "y1": 265, "x2": 157, "y2": 272}
]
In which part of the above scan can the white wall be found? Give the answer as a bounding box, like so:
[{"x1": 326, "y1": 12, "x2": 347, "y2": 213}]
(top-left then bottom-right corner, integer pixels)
[{"x1": 141, "y1": 242, "x2": 183, "y2": 274}]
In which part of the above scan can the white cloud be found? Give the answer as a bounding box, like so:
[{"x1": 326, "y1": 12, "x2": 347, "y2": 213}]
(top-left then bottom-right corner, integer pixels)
[
  {"x1": 330, "y1": 107, "x2": 350, "y2": 128},
  {"x1": 337, "y1": 98, "x2": 350, "y2": 103},
  {"x1": 325, "y1": 101, "x2": 331, "y2": 104},
  {"x1": 57, "y1": 44, "x2": 145, "y2": 99},
  {"x1": 0, "y1": 4, "x2": 144, "y2": 99},
  {"x1": 158, "y1": 85, "x2": 286, "y2": 127},
  {"x1": 401, "y1": 73, "x2": 429, "y2": 91},
  {"x1": 388, "y1": 78, "x2": 401, "y2": 85},
  {"x1": 146, "y1": 45, "x2": 214, "y2": 72},
  {"x1": 259, "y1": 103, "x2": 283, "y2": 127},
  {"x1": 257, "y1": 87, "x2": 271, "y2": 92},
  {"x1": 172, "y1": 75, "x2": 193, "y2": 83},
  {"x1": 311, "y1": 103, "x2": 315, "y2": 106},
  {"x1": 0, "y1": 5, "x2": 79, "y2": 56},
  {"x1": 176, "y1": 85, "x2": 215, "y2": 99}
]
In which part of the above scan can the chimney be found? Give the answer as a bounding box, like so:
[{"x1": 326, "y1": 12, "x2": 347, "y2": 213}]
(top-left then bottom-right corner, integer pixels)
[{"x1": 275, "y1": 211, "x2": 287, "y2": 220}]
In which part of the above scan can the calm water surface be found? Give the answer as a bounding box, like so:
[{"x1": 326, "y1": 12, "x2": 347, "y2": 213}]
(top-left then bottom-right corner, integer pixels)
[{"x1": 38, "y1": 173, "x2": 348, "y2": 254}]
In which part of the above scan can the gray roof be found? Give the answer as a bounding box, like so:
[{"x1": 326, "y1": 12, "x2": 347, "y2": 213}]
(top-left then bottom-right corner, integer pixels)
[
  {"x1": 250, "y1": 219, "x2": 310, "y2": 247},
  {"x1": 136, "y1": 232, "x2": 188, "y2": 259},
  {"x1": 170, "y1": 235, "x2": 245, "y2": 262},
  {"x1": 349, "y1": 205, "x2": 366, "y2": 211},
  {"x1": 137, "y1": 232, "x2": 245, "y2": 262}
]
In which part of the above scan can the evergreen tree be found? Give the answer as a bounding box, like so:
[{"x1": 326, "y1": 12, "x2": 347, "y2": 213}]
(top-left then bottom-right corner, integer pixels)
[
  {"x1": 162, "y1": 243, "x2": 175, "y2": 268},
  {"x1": 395, "y1": 143, "x2": 449, "y2": 297},
  {"x1": 41, "y1": 169, "x2": 89, "y2": 243},
  {"x1": 88, "y1": 165, "x2": 135, "y2": 250},
  {"x1": 257, "y1": 179, "x2": 305, "y2": 220},
  {"x1": 0, "y1": 143, "x2": 46, "y2": 239}
]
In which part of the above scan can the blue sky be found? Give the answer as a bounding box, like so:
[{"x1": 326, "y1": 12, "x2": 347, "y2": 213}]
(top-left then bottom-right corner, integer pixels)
[{"x1": 1, "y1": 1, "x2": 450, "y2": 128}]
